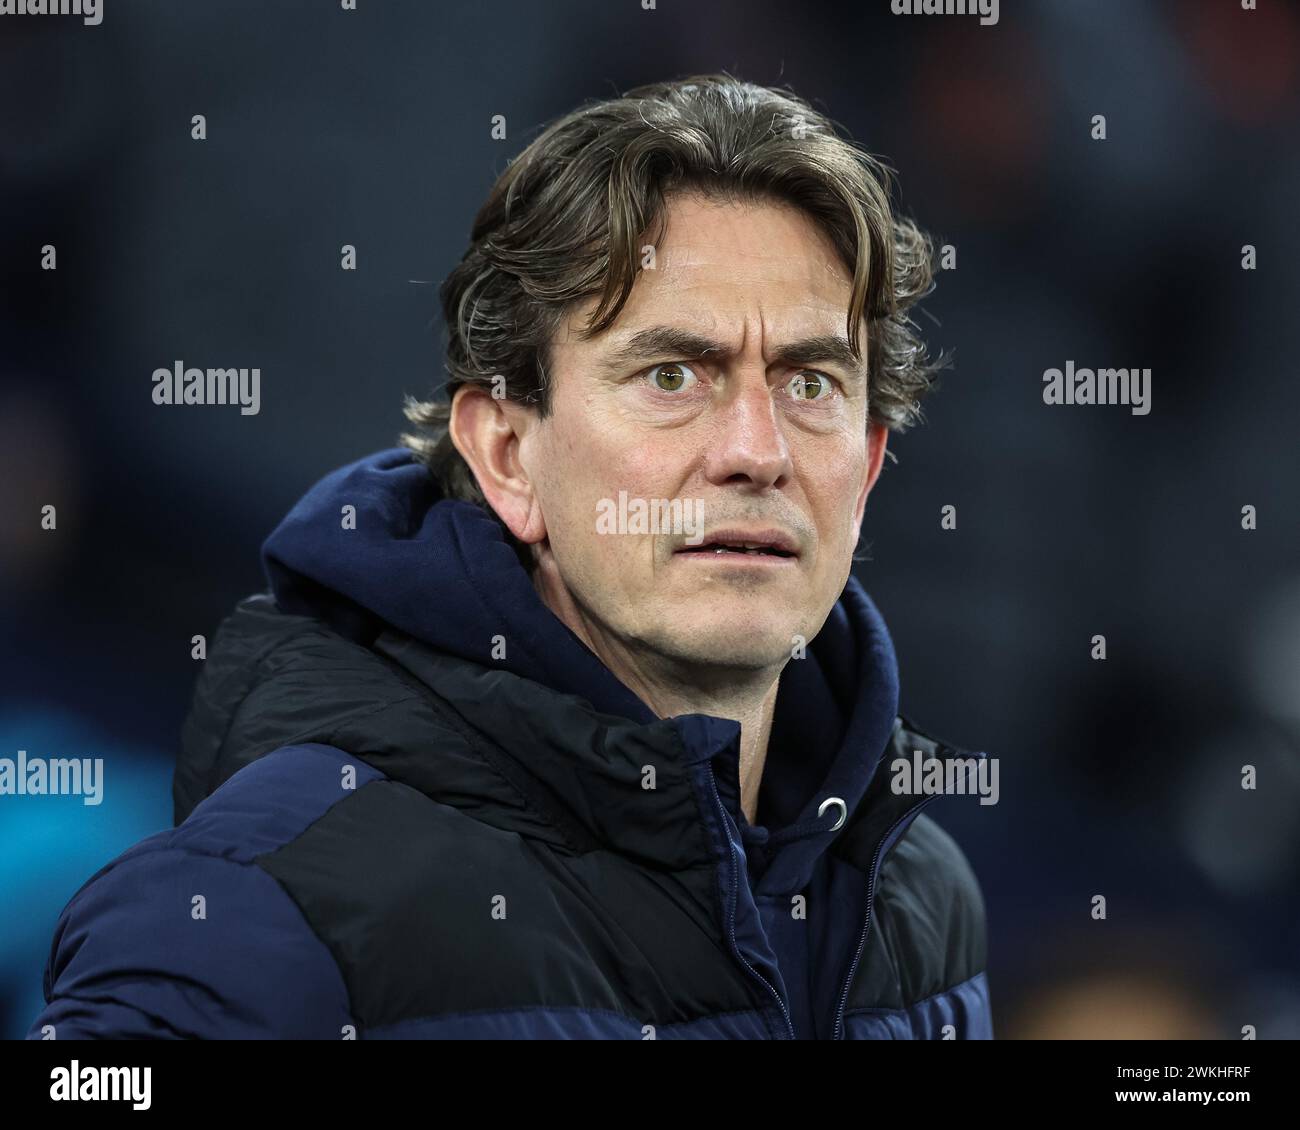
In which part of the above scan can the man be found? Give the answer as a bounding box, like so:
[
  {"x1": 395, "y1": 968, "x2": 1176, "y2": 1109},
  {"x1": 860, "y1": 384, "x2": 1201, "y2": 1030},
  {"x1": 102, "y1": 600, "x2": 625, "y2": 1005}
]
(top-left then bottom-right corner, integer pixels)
[{"x1": 30, "y1": 74, "x2": 992, "y2": 1039}]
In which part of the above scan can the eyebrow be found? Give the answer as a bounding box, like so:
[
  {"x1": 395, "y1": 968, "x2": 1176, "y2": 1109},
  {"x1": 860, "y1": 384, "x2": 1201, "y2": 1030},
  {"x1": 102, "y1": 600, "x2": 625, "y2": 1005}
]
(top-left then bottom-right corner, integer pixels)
[{"x1": 602, "y1": 325, "x2": 866, "y2": 383}]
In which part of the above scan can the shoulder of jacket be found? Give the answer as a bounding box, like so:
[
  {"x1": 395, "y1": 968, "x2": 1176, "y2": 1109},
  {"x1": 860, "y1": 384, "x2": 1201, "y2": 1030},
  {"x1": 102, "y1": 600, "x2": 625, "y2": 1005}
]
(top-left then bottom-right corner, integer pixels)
[
  {"x1": 890, "y1": 712, "x2": 985, "y2": 761},
  {"x1": 884, "y1": 811, "x2": 984, "y2": 910},
  {"x1": 878, "y1": 712, "x2": 989, "y2": 929},
  {"x1": 176, "y1": 742, "x2": 389, "y2": 850},
  {"x1": 871, "y1": 811, "x2": 988, "y2": 1011},
  {"x1": 178, "y1": 593, "x2": 470, "y2": 822},
  {"x1": 36, "y1": 809, "x2": 355, "y2": 1038}
]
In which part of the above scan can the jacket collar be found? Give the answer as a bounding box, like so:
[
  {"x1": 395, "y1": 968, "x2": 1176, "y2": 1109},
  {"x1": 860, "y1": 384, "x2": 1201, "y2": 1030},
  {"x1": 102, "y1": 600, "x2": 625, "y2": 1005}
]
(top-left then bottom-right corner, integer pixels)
[
  {"x1": 367, "y1": 630, "x2": 735, "y2": 872},
  {"x1": 365, "y1": 625, "x2": 984, "y2": 891}
]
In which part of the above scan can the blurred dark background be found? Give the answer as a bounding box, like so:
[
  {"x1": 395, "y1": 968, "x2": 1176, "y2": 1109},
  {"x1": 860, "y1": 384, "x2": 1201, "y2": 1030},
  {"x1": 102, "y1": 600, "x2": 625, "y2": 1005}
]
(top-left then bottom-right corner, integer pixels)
[{"x1": 2, "y1": 0, "x2": 1298, "y2": 1040}]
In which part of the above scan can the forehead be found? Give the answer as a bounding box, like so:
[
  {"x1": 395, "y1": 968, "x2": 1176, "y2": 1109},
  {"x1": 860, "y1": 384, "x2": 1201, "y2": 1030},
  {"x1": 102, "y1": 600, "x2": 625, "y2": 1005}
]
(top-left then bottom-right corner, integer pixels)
[
  {"x1": 653, "y1": 191, "x2": 851, "y2": 278},
  {"x1": 562, "y1": 191, "x2": 859, "y2": 345}
]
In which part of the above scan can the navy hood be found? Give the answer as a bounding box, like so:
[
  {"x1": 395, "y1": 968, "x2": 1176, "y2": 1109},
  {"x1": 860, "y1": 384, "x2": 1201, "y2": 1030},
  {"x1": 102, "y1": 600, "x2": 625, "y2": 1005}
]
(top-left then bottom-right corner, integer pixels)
[{"x1": 262, "y1": 447, "x2": 902, "y2": 879}]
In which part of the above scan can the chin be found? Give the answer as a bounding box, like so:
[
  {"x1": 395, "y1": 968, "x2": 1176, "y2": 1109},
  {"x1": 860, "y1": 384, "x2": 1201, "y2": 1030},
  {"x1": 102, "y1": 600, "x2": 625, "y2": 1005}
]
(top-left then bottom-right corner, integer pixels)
[{"x1": 651, "y1": 612, "x2": 801, "y2": 669}]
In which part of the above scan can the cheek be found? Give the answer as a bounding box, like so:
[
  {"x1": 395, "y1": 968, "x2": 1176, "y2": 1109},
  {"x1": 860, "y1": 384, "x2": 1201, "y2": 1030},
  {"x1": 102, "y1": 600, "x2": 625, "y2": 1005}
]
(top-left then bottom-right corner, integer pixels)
[
  {"x1": 535, "y1": 415, "x2": 653, "y2": 562},
  {"x1": 809, "y1": 447, "x2": 869, "y2": 553},
  {"x1": 558, "y1": 407, "x2": 665, "y2": 497}
]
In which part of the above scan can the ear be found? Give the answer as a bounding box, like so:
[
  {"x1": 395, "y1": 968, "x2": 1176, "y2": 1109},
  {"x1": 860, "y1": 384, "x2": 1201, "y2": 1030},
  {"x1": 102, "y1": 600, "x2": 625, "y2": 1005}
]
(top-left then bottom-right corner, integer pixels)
[
  {"x1": 851, "y1": 421, "x2": 889, "y2": 543},
  {"x1": 447, "y1": 385, "x2": 548, "y2": 546}
]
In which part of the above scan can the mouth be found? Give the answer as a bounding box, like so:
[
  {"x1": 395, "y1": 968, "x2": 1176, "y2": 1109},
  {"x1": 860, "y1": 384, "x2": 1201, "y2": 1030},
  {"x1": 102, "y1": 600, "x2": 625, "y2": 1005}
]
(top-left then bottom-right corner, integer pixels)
[{"x1": 673, "y1": 529, "x2": 800, "y2": 562}]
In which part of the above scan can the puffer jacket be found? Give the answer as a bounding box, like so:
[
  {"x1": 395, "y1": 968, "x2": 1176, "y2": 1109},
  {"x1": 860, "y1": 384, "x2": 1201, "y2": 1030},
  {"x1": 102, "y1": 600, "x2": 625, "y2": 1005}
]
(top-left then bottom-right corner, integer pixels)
[{"x1": 29, "y1": 448, "x2": 993, "y2": 1040}]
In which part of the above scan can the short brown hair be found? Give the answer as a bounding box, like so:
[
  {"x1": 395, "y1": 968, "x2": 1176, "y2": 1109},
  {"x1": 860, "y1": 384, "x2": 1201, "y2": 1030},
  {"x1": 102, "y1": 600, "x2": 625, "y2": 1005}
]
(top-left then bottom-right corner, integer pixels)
[{"x1": 401, "y1": 72, "x2": 947, "y2": 520}]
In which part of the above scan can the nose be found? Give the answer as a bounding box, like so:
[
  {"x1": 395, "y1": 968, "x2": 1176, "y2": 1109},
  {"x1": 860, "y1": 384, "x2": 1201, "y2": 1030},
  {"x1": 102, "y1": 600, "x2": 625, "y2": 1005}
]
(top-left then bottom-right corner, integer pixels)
[{"x1": 701, "y1": 373, "x2": 793, "y2": 491}]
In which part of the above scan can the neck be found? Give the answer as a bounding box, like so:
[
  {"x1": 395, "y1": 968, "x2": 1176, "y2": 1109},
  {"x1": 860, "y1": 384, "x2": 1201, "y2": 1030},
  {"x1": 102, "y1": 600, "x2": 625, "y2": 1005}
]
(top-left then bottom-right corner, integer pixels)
[
  {"x1": 624, "y1": 674, "x2": 780, "y2": 827},
  {"x1": 533, "y1": 564, "x2": 781, "y2": 825}
]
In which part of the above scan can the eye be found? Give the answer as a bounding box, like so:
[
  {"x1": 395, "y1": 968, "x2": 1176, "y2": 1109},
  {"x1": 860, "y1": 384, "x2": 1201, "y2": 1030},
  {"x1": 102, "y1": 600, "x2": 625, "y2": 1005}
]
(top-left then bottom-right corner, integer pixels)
[
  {"x1": 787, "y1": 369, "x2": 836, "y2": 400},
  {"x1": 646, "y1": 361, "x2": 699, "y2": 393}
]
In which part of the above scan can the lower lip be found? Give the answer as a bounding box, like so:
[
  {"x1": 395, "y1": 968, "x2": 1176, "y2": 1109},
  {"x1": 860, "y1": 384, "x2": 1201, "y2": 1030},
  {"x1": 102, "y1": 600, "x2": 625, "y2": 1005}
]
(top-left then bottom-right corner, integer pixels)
[{"x1": 672, "y1": 550, "x2": 798, "y2": 567}]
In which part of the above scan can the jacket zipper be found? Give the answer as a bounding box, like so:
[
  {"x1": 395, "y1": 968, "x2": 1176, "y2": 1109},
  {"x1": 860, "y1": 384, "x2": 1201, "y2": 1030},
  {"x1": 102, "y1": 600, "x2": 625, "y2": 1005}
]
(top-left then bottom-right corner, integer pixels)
[
  {"x1": 832, "y1": 791, "x2": 940, "y2": 1040},
  {"x1": 706, "y1": 765, "x2": 796, "y2": 1040}
]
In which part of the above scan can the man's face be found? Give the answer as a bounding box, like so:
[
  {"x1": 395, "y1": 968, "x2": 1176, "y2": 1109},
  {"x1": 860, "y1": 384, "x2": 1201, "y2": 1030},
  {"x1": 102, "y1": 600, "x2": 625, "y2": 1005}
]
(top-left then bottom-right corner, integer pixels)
[{"x1": 514, "y1": 191, "x2": 887, "y2": 676}]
